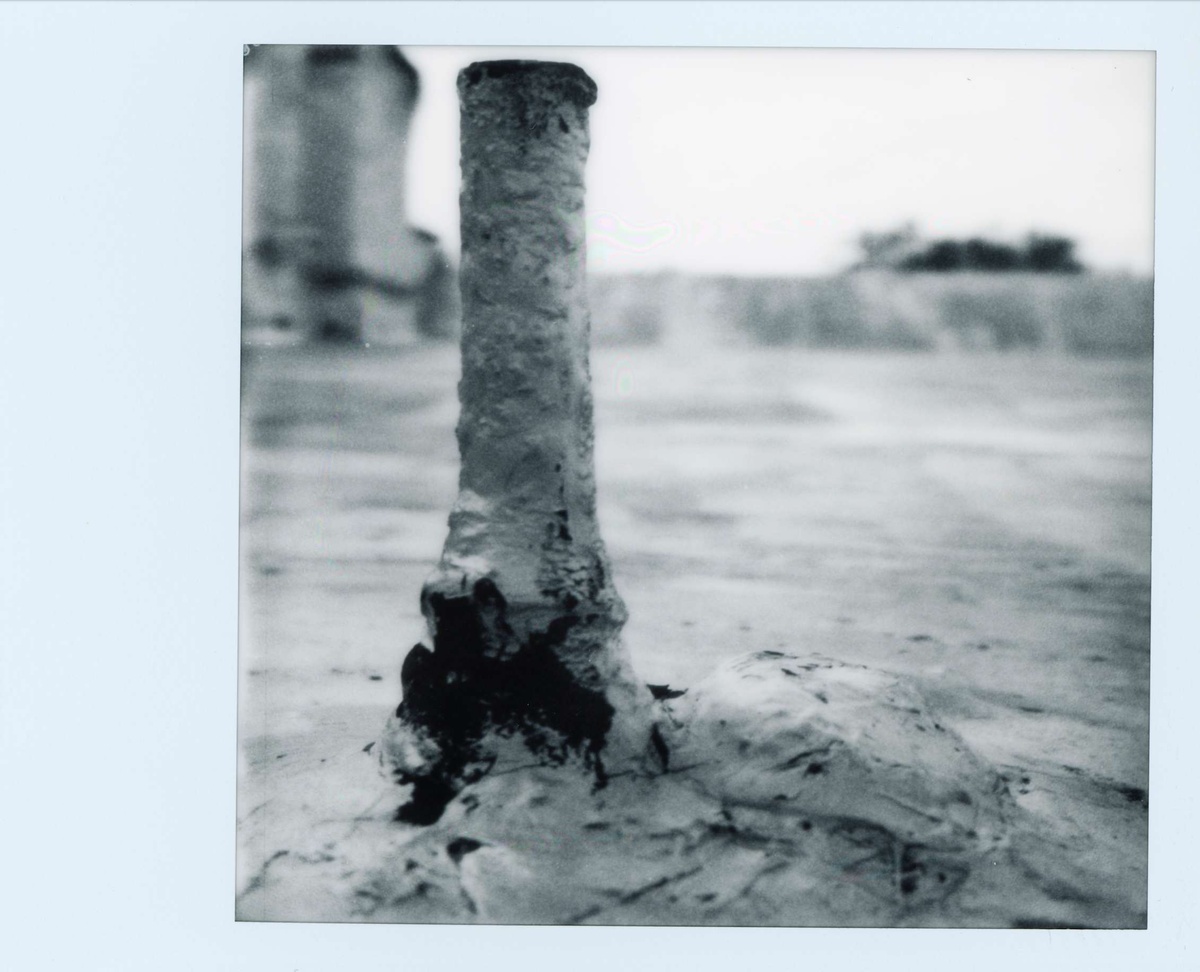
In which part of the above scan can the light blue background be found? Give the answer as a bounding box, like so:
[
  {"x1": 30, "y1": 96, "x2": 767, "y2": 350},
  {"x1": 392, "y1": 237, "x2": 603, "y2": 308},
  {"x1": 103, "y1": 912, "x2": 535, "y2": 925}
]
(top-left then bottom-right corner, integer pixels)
[{"x1": 0, "y1": 3, "x2": 1194, "y2": 969}]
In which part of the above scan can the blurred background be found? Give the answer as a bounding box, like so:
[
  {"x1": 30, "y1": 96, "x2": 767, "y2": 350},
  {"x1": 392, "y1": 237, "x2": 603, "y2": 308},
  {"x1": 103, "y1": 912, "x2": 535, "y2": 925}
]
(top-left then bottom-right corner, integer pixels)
[
  {"x1": 239, "y1": 47, "x2": 1152, "y2": 834},
  {"x1": 242, "y1": 44, "x2": 1153, "y2": 353}
]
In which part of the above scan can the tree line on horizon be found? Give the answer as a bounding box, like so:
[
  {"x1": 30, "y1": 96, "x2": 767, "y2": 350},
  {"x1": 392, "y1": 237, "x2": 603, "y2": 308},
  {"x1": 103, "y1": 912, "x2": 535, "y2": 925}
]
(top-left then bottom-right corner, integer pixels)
[{"x1": 853, "y1": 224, "x2": 1084, "y2": 274}]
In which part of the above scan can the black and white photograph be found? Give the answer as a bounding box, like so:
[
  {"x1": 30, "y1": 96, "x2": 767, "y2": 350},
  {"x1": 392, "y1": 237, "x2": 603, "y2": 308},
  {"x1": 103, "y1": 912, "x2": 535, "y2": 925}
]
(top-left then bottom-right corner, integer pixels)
[
  {"x1": 12, "y1": 2, "x2": 1200, "y2": 967},
  {"x1": 236, "y1": 43, "x2": 1153, "y2": 927}
]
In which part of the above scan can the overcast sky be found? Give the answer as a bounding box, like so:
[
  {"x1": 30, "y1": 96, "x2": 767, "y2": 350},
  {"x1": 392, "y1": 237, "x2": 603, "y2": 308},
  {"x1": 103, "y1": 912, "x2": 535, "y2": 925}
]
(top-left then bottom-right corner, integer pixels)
[{"x1": 403, "y1": 46, "x2": 1154, "y2": 277}]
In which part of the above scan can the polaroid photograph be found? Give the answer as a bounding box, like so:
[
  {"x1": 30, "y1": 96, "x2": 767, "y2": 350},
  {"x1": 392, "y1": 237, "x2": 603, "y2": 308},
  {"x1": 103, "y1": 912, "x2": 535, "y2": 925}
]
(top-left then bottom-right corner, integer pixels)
[{"x1": 235, "y1": 43, "x2": 1152, "y2": 928}]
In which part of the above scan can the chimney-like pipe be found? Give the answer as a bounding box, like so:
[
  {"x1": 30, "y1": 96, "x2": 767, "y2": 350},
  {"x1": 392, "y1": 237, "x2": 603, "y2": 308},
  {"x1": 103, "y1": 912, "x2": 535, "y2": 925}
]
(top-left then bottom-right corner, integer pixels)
[{"x1": 383, "y1": 61, "x2": 649, "y2": 822}]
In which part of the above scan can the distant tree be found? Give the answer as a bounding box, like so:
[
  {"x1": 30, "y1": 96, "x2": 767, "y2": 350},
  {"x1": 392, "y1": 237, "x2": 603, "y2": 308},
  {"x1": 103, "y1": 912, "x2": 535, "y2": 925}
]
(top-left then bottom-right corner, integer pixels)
[
  {"x1": 1023, "y1": 233, "x2": 1084, "y2": 274},
  {"x1": 852, "y1": 224, "x2": 1086, "y2": 274},
  {"x1": 901, "y1": 239, "x2": 964, "y2": 272},
  {"x1": 964, "y1": 238, "x2": 1022, "y2": 271},
  {"x1": 854, "y1": 222, "x2": 919, "y2": 269}
]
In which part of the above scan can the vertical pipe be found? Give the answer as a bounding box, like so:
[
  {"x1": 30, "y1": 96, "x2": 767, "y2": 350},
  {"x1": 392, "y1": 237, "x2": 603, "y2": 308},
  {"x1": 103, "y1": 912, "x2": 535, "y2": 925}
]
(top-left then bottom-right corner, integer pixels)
[{"x1": 384, "y1": 61, "x2": 648, "y2": 820}]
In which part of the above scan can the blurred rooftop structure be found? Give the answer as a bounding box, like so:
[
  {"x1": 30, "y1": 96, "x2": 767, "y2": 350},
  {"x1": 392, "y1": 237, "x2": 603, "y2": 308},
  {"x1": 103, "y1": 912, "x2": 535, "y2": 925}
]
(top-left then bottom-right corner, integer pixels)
[{"x1": 242, "y1": 45, "x2": 456, "y2": 345}]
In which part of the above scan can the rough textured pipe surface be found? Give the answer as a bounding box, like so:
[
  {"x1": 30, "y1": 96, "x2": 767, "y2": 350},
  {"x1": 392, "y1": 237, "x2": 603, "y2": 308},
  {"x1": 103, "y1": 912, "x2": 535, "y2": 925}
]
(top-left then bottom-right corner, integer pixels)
[{"x1": 383, "y1": 61, "x2": 652, "y2": 822}]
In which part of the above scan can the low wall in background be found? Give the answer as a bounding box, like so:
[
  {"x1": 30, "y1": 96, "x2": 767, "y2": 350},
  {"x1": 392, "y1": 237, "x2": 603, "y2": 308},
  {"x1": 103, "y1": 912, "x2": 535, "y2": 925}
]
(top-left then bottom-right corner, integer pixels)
[
  {"x1": 587, "y1": 271, "x2": 1154, "y2": 355},
  {"x1": 242, "y1": 270, "x2": 1153, "y2": 355}
]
